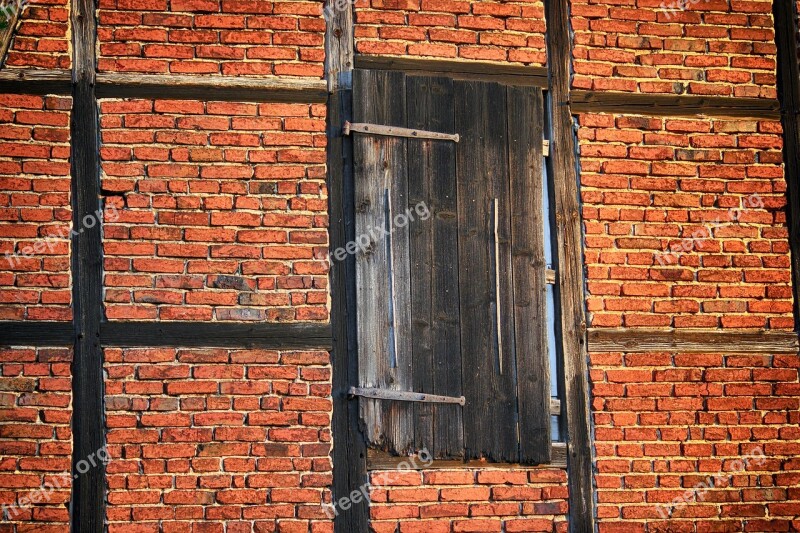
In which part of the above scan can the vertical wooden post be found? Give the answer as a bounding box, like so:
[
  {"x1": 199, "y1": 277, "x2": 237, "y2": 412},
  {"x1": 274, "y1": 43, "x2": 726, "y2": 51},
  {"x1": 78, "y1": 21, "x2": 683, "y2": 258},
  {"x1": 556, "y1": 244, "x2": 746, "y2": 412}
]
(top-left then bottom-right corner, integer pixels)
[
  {"x1": 325, "y1": 1, "x2": 369, "y2": 531},
  {"x1": 70, "y1": 0, "x2": 105, "y2": 530},
  {"x1": 543, "y1": 0, "x2": 595, "y2": 531},
  {"x1": 774, "y1": 0, "x2": 800, "y2": 329}
]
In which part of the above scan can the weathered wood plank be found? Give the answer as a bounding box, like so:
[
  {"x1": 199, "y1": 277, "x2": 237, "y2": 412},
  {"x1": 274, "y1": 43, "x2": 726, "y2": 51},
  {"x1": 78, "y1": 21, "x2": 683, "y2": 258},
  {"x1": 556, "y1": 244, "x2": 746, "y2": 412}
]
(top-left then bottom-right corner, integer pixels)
[
  {"x1": 95, "y1": 72, "x2": 328, "y2": 103},
  {"x1": 0, "y1": 69, "x2": 72, "y2": 94},
  {"x1": 774, "y1": 0, "x2": 800, "y2": 329},
  {"x1": 355, "y1": 55, "x2": 548, "y2": 88},
  {"x1": 406, "y1": 74, "x2": 463, "y2": 459},
  {"x1": 100, "y1": 322, "x2": 333, "y2": 349},
  {"x1": 367, "y1": 442, "x2": 568, "y2": 470},
  {"x1": 0, "y1": 322, "x2": 74, "y2": 346},
  {"x1": 545, "y1": 0, "x2": 595, "y2": 530},
  {"x1": 570, "y1": 90, "x2": 781, "y2": 119},
  {"x1": 71, "y1": 0, "x2": 105, "y2": 528},
  {"x1": 588, "y1": 329, "x2": 799, "y2": 354},
  {"x1": 326, "y1": 1, "x2": 368, "y2": 532},
  {"x1": 508, "y1": 85, "x2": 551, "y2": 464},
  {"x1": 455, "y1": 80, "x2": 518, "y2": 463}
]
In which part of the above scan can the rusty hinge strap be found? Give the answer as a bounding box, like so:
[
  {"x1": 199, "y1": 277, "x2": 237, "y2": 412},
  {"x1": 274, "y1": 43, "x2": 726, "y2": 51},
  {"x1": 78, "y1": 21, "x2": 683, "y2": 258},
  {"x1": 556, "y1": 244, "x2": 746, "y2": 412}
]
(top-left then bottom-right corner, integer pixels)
[
  {"x1": 344, "y1": 121, "x2": 460, "y2": 143},
  {"x1": 349, "y1": 386, "x2": 466, "y2": 406}
]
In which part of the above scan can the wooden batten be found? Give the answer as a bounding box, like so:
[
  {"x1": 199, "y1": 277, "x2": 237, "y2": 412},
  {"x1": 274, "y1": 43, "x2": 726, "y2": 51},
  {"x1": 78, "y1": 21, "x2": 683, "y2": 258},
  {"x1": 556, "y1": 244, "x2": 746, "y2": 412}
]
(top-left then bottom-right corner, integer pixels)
[
  {"x1": 367, "y1": 442, "x2": 568, "y2": 470},
  {"x1": 570, "y1": 90, "x2": 781, "y2": 119},
  {"x1": 588, "y1": 329, "x2": 800, "y2": 354},
  {"x1": 95, "y1": 72, "x2": 328, "y2": 103},
  {"x1": 0, "y1": 68, "x2": 72, "y2": 94},
  {"x1": 354, "y1": 55, "x2": 549, "y2": 88}
]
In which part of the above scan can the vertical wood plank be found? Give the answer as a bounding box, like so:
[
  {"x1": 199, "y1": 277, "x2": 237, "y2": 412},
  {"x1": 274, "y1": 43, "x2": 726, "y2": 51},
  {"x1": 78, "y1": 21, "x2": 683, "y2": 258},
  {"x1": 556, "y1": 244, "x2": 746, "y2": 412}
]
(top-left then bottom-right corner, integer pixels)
[
  {"x1": 507, "y1": 85, "x2": 551, "y2": 464},
  {"x1": 455, "y1": 80, "x2": 518, "y2": 463},
  {"x1": 773, "y1": 0, "x2": 800, "y2": 328},
  {"x1": 71, "y1": 0, "x2": 105, "y2": 530},
  {"x1": 545, "y1": 0, "x2": 595, "y2": 530},
  {"x1": 353, "y1": 69, "x2": 413, "y2": 454},
  {"x1": 406, "y1": 75, "x2": 463, "y2": 458}
]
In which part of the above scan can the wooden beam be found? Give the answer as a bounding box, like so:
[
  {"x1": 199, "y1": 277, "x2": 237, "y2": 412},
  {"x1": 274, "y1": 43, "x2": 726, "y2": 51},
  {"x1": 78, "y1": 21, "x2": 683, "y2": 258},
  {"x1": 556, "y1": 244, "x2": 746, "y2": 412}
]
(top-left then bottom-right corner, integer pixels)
[
  {"x1": 354, "y1": 55, "x2": 549, "y2": 88},
  {"x1": 588, "y1": 329, "x2": 799, "y2": 354},
  {"x1": 0, "y1": 69, "x2": 72, "y2": 95},
  {"x1": 570, "y1": 90, "x2": 781, "y2": 119},
  {"x1": 774, "y1": 0, "x2": 800, "y2": 329},
  {"x1": 95, "y1": 72, "x2": 328, "y2": 103},
  {"x1": 326, "y1": 1, "x2": 370, "y2": 531},
  {"x1": 0, "y1": 1, "x2": 22, "y2": 68},
  {"x1": 0, "y1": 322, "x2": 74, "y2": 346},
  {"x1": 367, "y1": 443, "x2": 568, "y2": 470},
  {"x1": 544, "y1": 1, "x2": 595, "y2": 532},
  {"x1": 99, "y1": 322, "x2": 333, "y2": 350},
  {"x1": 70, "y1": 0, "x2": 105, "y2": 528}
]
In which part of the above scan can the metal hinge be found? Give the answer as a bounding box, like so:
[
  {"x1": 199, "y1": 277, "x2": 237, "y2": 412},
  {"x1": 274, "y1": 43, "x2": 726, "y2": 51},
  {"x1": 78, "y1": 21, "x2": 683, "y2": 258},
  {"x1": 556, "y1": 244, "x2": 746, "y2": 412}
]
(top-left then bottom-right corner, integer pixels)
[
  {"x1": 349, "y1": 386, "x2": 466, "y2": 406},
  {"x1": 344, "y1": 121, "x2": 460, "y2": 143}
]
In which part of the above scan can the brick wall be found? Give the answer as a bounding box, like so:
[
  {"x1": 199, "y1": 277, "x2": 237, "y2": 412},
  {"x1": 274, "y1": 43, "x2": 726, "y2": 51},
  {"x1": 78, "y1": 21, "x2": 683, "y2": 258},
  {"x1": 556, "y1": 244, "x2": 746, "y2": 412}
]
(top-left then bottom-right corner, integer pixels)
[
  {"x1": 0, "y1": 347, "x2": 72, "y2": 533},
  {"x1": 578, "y1": 113, "x2": 792, "y2": 329},
  {"x1": 571, "y1": 0, "x2": 777, "y2": 97},
  {"x1": 104, "y1": 347, "x2": 333, "y2": 532},
  {"x1": 99, "y1": 98, "x2": 329, "y2": 322},
  {"x1": 5, "y1": 0, "x2": 71, "y2": 70},
  {"x1": 368, "y1": 468, "x2": 569, "y2": 533},
  {"x1": 592, "y1": 350, "x2": 800, "y2": 532},
  {"x1": 96, "y1": 0, "x2": 325, "y2": 77},
  {"x1": 0, "y1": 94, "x2": 72, "y2": 322},
  {"x1": 353, "y1": 0, "x2": 547, "y2": 65}
]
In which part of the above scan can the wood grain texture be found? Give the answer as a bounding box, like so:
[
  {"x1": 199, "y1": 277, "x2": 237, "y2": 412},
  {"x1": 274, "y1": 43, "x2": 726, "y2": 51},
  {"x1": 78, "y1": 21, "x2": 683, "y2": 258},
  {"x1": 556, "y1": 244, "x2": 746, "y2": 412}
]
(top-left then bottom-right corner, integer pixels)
[
  {"x1": 406, "y1": 74, "x2": 463, "y2": 459},
  {"x1": 774, "y1": 0, "x2": 800, "y2": 329},
  {"x1": 570, "y1": 90, "x2": 781, "y2": 119},
  {"x1": 326, "y1": 2, "x2": 369, "y2": 530},
  {"x1": 0, "y1": 68, "x2": 72, "y2": 94},
  {"x1": 100, "y1": 322, "x2": 333, "y2": 349},
  {"x1": 71, "y1": 0, "x2": 105, "y2": 528},
  {"x1": 507, "y1": 85, "x2": 551, "y2": 464},
  {"x1": 95, "y1": 72, "x2": 327, "y2": 103},
  {"x1": 0, "y1": 322, "x2": 74, "y2": 346},
  {"x1": 545, "y1": 0, "x2": 595, "y2": 531},
  {"x1": 355, "y1": 55, "x2": 548, "y2": 87},
  {"x1": 367, "y1": 442, "x2": 568, "y2": 470},
  {"x1": 588, "y1": 329, "x2": 799, "y2": 354}
]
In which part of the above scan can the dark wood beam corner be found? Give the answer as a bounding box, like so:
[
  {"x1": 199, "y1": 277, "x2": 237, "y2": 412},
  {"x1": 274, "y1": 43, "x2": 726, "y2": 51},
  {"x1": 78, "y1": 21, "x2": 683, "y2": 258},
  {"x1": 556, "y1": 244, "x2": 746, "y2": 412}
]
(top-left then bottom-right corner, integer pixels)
[{"x1": 773, "y1": 0, "x2": 800, "y2": 331}]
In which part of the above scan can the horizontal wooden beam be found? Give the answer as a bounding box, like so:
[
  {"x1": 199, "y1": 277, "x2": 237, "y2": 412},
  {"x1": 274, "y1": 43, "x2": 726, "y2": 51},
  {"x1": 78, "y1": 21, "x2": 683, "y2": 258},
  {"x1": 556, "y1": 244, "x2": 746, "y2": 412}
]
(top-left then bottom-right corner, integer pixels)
[
  {"x1": 95, "y1": 72, "x2": 328, "y2": 103},
  {"x1": 354, "y1": 55, "x2": 548, "y2": 88},
  {"x1": 99, "y1": 321, "x2": 333, "y2": 350},
  {"x1": 0, "y1": 69, "x2": 72, "y2": 95},
  {"x1": 588, "y1": 329, "x2": 799, "y2": 354},
  {"x1": 367, "y1": 442, "x2": 567, "y2": 470},
  {"x1": 570, "y1": 90, "x2": 781, "y2": 119},
  {"x1": 0, "y1": 322, "x2": 74, "y2": 346}
]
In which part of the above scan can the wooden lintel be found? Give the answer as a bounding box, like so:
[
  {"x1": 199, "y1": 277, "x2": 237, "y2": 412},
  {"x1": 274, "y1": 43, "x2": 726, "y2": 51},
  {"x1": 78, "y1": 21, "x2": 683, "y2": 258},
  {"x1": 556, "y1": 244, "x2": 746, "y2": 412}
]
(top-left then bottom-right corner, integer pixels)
[
  {"x1": 0, "y1": 322, "x2": 74, "y2": 346},
  {"x1": 570, "y1": 90, "x2": 781, "y2": 119},
  {"x1": 0, "y1": 68, "x2": 72, "y2": 95},
  {"x1": 355, "y1": 55, "x2": 549, "y2": 88},
  {"x1": 344, "y1": 121, "x2": 459, "y2": 142},
  {"x1": 367, "y1": 442, "x2": 568, "y2": 470},
  {"x1": 588, "y1": 329, "x2": 799, "y2": 354},
  {"x1": 95, "y1": 72, "x2": 328, "y2": 103},
  {"x1": 349, "y1": 386, "x2": 466, "y2": 406},
  {"x1": 100, "y1": 322, "x2": 333, "y2": 350}
]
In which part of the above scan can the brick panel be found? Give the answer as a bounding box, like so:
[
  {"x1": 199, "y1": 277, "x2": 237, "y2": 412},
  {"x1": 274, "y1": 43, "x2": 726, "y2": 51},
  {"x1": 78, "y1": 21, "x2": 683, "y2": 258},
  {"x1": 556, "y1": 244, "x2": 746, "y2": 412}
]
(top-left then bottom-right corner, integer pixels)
[
  {"x1": 0, "y1": 94, "x2": 72, "y2": 322},
  {"x1": 578, "y1": 113, "x2": 793, "y2": 329},
  {"x1": 103, "y1": 347, "x2": 333, "y2": 532},
  {"x1": 5, "y1": 0, "x2": 71, "y2": 70},
  {"x1": 591, "y1": 350, "x2": 800, "y2": 532},
  {"x1": 0, "y1": 347, "x2": 73, "y2": 533},
  {"x1": 99, "y1": 99, "x2": 329, "y2": 322},
  {"x1": 96, "y1": 0, "x2": 325, "y2": 77},
  {"x1": 353, "y1": 0, "x2": 547, "y2": 66},
  {"x1": 368, "y1": 468, "x2": 569, "y2": 533},
  {"x1": 571, "y1": 0, "x2": 777, "y2": 98}
]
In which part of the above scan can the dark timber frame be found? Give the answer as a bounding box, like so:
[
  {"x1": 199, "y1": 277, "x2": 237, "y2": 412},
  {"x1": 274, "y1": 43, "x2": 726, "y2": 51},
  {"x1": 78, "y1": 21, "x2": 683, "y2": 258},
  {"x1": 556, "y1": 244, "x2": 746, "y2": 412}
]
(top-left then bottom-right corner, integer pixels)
[{"x1": 774, "y1": 0, "x2": 800, "y2": 329}]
